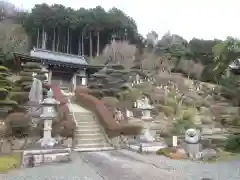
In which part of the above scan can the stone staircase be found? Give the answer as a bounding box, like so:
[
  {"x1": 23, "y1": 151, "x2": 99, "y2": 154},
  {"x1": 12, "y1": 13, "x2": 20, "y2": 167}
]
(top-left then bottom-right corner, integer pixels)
[{"x1": 68, "y1": 103, "x2": 114, "y2": 152}]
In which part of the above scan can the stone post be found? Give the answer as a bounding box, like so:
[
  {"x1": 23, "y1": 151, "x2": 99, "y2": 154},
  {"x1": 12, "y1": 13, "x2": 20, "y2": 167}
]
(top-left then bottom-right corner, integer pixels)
[
  {"x1": 72, "y1": 73, "x2": 77, "y2": 92},
  {"x1": 48, "y1": 69, "x2": 52, "y2": 84}
]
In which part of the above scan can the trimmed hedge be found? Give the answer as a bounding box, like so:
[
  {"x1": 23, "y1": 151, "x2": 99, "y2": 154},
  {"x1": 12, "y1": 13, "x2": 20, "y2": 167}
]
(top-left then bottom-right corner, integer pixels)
[
  {"x1": 9, "y1": 92, "x2": 29, "y2": 104},
  {"x1": 47, "y1": 84, "x2": 76, "y2": 138},
  {"x1": 23, "y1": 68, "x2": 42, "y2": 73},
  {"x1": 19, "y1": 71, "x2": 33, "y2": 76},
  {"x1": 4, "y1": 112, "x2": 31, "y2": 137},
  {"x1": 0, "y1": 73, "x2": 8, "y2": 79},
  {"x1": 22, "y1": 62, "x2": 41, "y2": 69},
  {"x1": 75, "y1": 87, "x2": 142, "y2": 137},
  {"x1": 0, "y1": 66, "x2": 9, "y2": 72},
  {"x1": 59, "y1": 120, "x2": 76, "y2": 138},
  {"x1": 0, "y1": 79, "x2": 12, "y2": 86},
  {"x1": 0, "y1": 100, "x2": 18, "y2": 107},
  {"x1": 35, "y1": 74, "x2": 47, "y2": 81},
  {"x1": 0, "y1": 88, "x2": 8, "y2": 100}
]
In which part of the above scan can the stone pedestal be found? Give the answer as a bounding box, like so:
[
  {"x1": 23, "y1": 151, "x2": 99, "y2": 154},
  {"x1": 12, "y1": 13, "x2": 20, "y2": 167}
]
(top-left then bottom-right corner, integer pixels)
[
  {"x1": 22, "y1": 89, "x2": 71, "y2": 168},
  {"x1": 141, "y1": 109, "x2": 152, "y2": 120},
  {"x1": 22, "y1": 146, "x2": 71, "y2": 168}
]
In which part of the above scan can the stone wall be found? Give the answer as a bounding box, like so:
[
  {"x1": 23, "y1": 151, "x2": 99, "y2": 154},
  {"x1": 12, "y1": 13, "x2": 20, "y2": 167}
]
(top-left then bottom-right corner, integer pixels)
[{"x1": 0, "y1": 137, "x2": 73, "y2": 153}]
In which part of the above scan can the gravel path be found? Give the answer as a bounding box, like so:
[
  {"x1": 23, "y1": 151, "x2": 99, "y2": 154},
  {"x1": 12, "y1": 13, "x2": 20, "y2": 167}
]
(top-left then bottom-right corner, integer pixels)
[{"x1": 1, "y1": 150, "x2": 240, "y2": 180}]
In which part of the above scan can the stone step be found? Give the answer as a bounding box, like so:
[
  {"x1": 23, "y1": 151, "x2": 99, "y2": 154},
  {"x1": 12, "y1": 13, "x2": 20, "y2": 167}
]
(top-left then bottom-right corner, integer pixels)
[
  {"x1": 76, "y1": 124, "x2": 100, "y2": 129},
  {"x1": 75, "y1": 132, "x2": 104, "y2": 138},
  {"x1": 76, "y1": 137, "x2": 106, "y2": 144},
  {"x1": 76, "y1": 120, "x2": 98, "y2": 124},
  {"x1": 74, "y1": 146, "x2": 114, "y2": 152},
  {"x1": 74, "y1": 143, "x2": 114, "y2": 152},
  {"x1": 75, "y1": 128, "x2": 102, "y2": 133},
  {"x1": 74, "y1": 115, "x2": 95, "y2": 123}
]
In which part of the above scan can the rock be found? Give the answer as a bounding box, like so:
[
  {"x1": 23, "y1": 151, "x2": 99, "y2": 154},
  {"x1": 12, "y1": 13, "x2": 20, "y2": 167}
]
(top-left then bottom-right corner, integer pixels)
[
  {"x1": 12, "y1": 138, "x2": 26, "y2": 150},
  {"x1": 63, "y1": 138, "x2": 73, "y2": 147},
  {"x1": 200, "y1": 148, "x2": 218, "y2": 161},
  {"x1": 176, "y1": 148, "x2": 186, "y2": 155}
]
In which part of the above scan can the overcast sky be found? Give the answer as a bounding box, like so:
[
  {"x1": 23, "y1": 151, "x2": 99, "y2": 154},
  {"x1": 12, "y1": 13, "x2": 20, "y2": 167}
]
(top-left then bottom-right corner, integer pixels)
[{"x1": 8, "y1": 0, "x2": 240, "y2": 41}]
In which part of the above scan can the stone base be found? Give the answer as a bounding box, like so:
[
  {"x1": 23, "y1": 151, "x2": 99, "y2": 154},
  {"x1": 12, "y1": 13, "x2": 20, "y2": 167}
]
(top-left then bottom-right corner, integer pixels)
[
  {"x1": 141, "y1": 116, "x2": 153, "y2": 121},
  {"x1": 129, "y1": 142, "x2": 167, "y2": 153},
  {"x1": 22, "y1": 147, "x2": 71, "y2": 168}
]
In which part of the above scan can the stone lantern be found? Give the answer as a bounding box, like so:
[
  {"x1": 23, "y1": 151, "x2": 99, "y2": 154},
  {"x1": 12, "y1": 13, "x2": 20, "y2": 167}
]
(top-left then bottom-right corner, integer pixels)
[
  {"x1": 39, "y1": 89, "x2": 60, "y2": 148},
  {"x1": 184, "y1": 128, "x2": 202, "y2": 159}
]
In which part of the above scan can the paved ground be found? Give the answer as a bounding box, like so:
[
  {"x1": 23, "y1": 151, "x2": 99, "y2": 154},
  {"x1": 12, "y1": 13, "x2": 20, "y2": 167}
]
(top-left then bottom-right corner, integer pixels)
[{"x1": 1, "y1": 150, "x2": 240, "y2": 180}]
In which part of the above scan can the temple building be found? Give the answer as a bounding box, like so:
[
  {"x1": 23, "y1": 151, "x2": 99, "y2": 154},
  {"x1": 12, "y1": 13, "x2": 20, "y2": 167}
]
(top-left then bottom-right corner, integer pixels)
[{"x1": 13, "y1": 48, "x2": 102, "y2": 92}]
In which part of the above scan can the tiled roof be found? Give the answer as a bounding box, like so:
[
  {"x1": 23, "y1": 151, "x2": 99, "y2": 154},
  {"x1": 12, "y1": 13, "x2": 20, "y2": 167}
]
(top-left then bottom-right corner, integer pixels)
[{"x1": 30, "y1": 48, "x2": 88, "y2": 65}]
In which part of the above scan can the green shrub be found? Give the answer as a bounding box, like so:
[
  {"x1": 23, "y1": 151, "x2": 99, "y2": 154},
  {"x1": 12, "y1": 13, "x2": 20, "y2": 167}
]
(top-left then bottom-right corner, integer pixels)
[
  {"x1": 172, "y1": 119, "x2": 196, "y2": 134},
  {"x1": 182, "y1": 108, "x2": 196, "y2": 121},
  {"x1": 225, "y1": 134, "x2": 240, "y2": 153},
  {"x1": 156, "y1": 104, "x2": 174, "y2": 116},
  {"x1": 9, "y1": 92, "x2": 29, "y2": 104},
  {"x1": 0, "y1": 66, "x2": 9, "y2": 72},
  {"x1": 22, "y1": 62, "x2": 41, "y2": 69},
  {"x1": 0, "y1": 88, "x2": 9, "y2": 100}
]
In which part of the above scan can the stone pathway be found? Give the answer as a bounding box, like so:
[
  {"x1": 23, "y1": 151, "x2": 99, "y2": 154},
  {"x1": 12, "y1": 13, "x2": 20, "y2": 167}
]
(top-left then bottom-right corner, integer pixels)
[{"x1": 2, "y1": 150, "x2": 240, "y2": 180}]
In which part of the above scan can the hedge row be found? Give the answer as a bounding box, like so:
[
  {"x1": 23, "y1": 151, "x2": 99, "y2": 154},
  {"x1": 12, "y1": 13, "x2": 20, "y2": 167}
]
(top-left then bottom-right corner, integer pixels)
[
  {"x1": 48, "y1": 84, "x2": 76, "y2": 138},
  {"x1": 75, "y1": 87, "x2": 142, "y2": 137}
]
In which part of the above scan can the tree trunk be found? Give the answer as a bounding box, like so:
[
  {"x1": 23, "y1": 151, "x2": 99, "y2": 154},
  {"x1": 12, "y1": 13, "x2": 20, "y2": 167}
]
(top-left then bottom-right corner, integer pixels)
[
  {"x1": 67, "y1": 28, "x2": 70, "y2": 53},
  {"x1": 41, "y1": 27, "x2": 45, "y2": 49},
  {"x1": 89, "y1": 31, "x2": 92, "y2": 58},
  {"x1": 52, "y1": 28, "x2": 56, "y2": 51},
  {"x1": 36, "y1": 28, "x2": 39, "y2": 48},
  {"x1": 56, "y1": 28, "x2": 60, "y2": 52},
  {"x1": 81, "y1": 33, "x2": 84, "y2": 56},
  {"x1": 97, "y1": 31, "x2": 100, "y2": 56},
  {"x1": 78, "y1": 33, "x2": 81, "y2": 55}
]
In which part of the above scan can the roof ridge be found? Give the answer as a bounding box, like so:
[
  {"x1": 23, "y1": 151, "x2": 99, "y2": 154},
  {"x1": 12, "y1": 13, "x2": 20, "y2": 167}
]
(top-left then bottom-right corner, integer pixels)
[{"x1": 33, "y1": 48, "x2": 84, "y2": 59}]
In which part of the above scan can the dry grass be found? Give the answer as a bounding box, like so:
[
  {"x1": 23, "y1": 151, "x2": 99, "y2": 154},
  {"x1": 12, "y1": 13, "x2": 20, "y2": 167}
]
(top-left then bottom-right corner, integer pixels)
[{"x1": 0, "y1": 152, "x2": 21, "y2": 173}]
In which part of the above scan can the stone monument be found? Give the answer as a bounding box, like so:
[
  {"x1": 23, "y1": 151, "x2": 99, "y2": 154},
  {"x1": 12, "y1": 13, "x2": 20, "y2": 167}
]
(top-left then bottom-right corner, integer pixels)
[
  {"x1": 22, "y1": 89, "x2": 71, "y2": 168},
  {"x1": 184, "y1": 128, "x2": 202, "y2": 160}
]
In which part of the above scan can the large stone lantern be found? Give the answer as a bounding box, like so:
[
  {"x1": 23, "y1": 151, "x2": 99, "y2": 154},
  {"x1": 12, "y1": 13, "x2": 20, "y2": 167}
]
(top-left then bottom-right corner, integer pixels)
[{"x1": 39, "y1": 89, "x2": 60, "y2": 148}]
